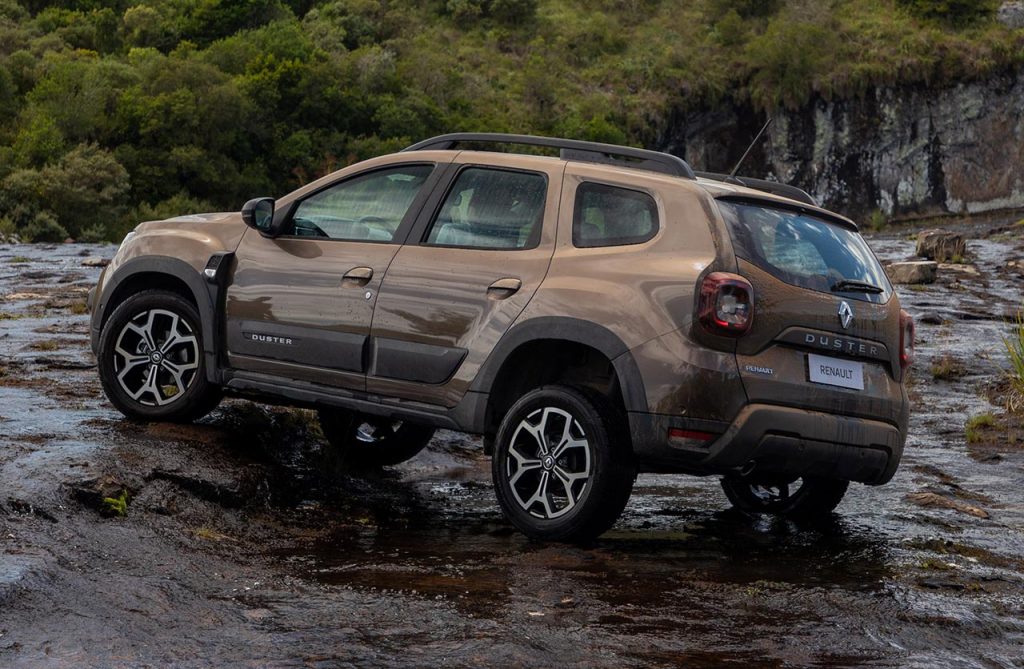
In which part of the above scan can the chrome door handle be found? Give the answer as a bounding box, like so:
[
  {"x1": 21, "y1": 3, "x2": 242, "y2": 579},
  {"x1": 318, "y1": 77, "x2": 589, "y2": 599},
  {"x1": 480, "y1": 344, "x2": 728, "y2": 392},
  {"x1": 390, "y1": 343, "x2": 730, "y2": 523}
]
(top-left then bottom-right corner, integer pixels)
[
  {"x1": 342, "y1": 266, "x2": 373, "y2": 287},
  {"x1": 487, "y1": 277, "x2": 521, "y2": 299}
]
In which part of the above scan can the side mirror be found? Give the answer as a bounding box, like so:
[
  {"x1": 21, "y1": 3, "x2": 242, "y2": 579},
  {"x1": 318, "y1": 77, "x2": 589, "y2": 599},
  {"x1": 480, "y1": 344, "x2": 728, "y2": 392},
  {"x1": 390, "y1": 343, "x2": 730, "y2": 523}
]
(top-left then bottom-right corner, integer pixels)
[{"x1": 241, "y1": 197, "x2": 276, "y2": 235}]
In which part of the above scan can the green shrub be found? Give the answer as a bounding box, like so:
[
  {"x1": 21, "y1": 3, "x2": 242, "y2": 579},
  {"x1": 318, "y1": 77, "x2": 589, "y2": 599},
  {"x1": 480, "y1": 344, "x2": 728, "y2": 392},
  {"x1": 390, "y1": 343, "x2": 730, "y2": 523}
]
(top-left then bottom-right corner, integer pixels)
[
  {"x1": 21, "y1": 211, "x2": 68, "y2": 242},
  {"x1": 897, "y1": 0, "x2": 996, "y2": 26}
]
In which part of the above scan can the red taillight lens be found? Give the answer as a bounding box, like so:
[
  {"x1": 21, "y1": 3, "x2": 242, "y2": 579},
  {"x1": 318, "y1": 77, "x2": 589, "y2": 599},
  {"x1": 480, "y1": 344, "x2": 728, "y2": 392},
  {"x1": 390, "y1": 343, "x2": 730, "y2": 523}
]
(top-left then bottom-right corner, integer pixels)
[
  {"x1": 899, "y1": 309, "x2": 915, "y2": 369},
  {"x1": 698, "y1": 272, "x2": 754, "y2": 337}
]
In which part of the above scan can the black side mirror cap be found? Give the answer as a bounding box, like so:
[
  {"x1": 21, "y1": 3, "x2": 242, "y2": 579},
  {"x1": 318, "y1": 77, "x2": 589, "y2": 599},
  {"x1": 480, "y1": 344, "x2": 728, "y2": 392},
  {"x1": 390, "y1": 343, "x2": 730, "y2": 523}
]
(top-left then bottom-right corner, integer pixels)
[{"x1": 241, "y1": 197, "x2": 276, "y2": 235}]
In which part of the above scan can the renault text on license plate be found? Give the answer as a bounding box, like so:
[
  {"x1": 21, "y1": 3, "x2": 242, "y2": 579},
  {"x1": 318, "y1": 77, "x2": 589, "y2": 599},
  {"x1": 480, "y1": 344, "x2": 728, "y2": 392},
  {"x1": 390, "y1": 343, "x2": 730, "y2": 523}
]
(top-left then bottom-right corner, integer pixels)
[{"x1": 808, "y1": 353, "x2": 864, "y2": 390}]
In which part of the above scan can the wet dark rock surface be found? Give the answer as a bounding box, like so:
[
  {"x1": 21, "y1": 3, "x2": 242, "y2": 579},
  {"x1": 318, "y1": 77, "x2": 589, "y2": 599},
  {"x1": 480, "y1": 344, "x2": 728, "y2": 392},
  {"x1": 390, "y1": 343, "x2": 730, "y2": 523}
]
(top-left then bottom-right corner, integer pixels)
[{"x1": 1, "y1": 228, "x2": 1023, "y2": 668}]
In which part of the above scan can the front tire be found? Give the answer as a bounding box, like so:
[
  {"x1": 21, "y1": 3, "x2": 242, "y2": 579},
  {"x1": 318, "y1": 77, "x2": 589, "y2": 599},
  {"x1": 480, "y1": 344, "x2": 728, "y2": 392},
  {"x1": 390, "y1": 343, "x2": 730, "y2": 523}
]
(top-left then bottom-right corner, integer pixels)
[
  {"x1": 97, "y1": 289, "x2": 221, "y2": 422},
  {"x1": 720, "y1": 475, "x2": 849, "y2": 518},
  {"x1": 491, "y1": 385, "x2": 635, "y2": 542},
  {"x1": 317, "y1": 409, "x2": 435, "y2": 468}
]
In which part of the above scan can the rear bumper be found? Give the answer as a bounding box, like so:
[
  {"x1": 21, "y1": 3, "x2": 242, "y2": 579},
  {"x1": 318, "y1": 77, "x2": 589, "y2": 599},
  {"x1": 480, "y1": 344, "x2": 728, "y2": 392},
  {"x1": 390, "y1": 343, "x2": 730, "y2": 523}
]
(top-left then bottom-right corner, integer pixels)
[{"x1": 630, "y1": 403, "x2": 905, "y2": 484}]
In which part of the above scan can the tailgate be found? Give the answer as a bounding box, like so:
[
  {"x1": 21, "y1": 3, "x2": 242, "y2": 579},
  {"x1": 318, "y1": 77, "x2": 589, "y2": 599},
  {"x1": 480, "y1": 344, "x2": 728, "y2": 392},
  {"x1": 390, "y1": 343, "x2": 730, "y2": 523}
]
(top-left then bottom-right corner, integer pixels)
[{"x1": 717, "y1": 200, "x2": 906, "y2": 428}]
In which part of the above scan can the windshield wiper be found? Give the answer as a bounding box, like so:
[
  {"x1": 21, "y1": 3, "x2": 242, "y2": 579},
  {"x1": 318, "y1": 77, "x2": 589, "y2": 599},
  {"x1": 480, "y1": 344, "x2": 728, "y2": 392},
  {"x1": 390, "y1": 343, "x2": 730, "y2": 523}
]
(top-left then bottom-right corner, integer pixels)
[{"x1": 830, "y1": 279, "x2": 884, "y2": 294}]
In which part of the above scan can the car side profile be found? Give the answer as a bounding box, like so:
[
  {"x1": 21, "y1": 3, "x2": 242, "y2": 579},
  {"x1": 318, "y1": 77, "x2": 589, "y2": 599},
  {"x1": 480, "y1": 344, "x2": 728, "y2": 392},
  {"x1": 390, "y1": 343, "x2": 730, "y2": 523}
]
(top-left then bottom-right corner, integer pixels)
[{"x1": 88, "y1": 133, "x2": 912, "y2": 542}]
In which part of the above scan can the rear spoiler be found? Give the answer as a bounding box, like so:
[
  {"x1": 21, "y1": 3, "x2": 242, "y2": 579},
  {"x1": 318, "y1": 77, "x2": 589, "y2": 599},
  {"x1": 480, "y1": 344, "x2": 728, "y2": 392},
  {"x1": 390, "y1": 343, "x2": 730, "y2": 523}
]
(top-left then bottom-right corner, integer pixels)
[{"x1": 695, "y1": 171, "x2": 818, "y2": 207}]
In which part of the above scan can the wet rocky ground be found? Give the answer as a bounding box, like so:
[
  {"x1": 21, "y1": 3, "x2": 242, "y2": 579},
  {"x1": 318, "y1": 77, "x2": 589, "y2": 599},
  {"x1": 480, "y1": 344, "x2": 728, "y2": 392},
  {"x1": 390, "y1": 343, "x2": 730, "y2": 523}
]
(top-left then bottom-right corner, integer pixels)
[{"x1": 1, "y1": 219, "x2": 1023, "y2": 668}]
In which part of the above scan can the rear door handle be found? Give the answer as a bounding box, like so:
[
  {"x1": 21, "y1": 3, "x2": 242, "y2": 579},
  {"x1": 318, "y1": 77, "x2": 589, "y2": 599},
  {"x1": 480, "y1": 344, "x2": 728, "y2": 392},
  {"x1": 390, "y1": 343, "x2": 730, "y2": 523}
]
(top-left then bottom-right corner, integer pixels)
[
  {"x1": 487, "y1": 277, "x2": 522, "y2": 299},
  {"x1": 342, "y1": 266, "x2": 374, "y2": 287}
]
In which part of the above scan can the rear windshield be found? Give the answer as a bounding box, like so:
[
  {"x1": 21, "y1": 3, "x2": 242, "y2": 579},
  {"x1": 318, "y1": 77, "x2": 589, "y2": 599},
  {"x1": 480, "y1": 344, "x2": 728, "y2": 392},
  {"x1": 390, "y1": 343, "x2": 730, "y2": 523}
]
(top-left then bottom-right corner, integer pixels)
[{"x1": 718, "y1": 200, "x2": 891, "y2": 303}]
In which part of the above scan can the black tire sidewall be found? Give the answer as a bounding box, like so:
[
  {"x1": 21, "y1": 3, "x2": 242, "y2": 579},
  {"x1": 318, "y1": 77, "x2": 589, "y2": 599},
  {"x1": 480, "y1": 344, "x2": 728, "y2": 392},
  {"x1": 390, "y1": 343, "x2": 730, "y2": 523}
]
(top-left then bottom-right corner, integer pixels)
[
  {"x1": 720, "y1": 476, "x2": 849, "y2": 518},
  {"x1": 491, "y1": 385, "x2": 634, "y2": 542},
  {"x1": 97, "y1": 290, "x2": 216, "y2": 422},
  {"x1": 317, "y1": 409, "x2": 434, "y2": 468}
]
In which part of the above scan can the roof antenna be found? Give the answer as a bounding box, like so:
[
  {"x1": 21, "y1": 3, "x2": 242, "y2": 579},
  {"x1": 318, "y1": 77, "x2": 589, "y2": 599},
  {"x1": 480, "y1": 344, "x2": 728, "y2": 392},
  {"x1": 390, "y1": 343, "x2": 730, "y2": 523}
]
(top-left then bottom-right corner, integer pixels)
[{"x1": 728, "y1": 117, "x2": 772, "y2": 181}]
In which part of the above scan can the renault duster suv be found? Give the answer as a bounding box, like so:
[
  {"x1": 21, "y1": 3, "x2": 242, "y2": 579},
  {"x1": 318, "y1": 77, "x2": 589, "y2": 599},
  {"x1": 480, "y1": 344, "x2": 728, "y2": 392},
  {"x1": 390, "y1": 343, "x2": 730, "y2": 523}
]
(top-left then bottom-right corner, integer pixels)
[{"x1": 89, "y1": 133, "x2": 912, "y2": 542}]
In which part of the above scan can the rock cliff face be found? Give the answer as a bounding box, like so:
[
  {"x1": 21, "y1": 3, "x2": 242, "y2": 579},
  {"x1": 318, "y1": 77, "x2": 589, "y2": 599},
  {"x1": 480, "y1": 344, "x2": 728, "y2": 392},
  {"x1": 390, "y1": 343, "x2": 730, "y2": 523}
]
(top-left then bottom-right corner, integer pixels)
[{"x1": 661, "y1": 67, "x2": 1024, "y2": 222}]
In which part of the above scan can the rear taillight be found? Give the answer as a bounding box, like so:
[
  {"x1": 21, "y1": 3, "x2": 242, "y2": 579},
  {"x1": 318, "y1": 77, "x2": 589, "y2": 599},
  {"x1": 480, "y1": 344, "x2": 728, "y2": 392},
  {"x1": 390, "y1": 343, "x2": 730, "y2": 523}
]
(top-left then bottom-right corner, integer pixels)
[
  {"x1": 698, "y1": 272, "x2": 754, "y2": 337},
  {"x1": 899, "y1": 309, "x2": 915, "y2": 368}
]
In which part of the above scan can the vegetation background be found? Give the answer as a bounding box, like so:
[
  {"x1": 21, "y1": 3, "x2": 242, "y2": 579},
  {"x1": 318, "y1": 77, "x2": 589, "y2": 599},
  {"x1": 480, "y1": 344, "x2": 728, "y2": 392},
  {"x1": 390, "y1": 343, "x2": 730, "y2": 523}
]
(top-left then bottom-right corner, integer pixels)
[{"x1": 0, "y1": 0, "x2": 1019, "y2": 242}]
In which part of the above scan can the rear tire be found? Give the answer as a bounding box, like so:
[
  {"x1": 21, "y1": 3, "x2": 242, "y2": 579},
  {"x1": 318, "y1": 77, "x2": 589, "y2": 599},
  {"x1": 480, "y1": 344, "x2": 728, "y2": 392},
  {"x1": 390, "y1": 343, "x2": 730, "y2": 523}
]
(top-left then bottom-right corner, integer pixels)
[
  {"x1": 97, "y1": 289, "x2": 221, "y2": 422},
  {"x1": 491, "y1": 385, "x2": 635, "y2": 542},
  {"x1": 720, "y1": 475, "x2": 849, "y2": 518},
  {"x1": 317, "y1": 409, "x2": 434, "y2": 468}
]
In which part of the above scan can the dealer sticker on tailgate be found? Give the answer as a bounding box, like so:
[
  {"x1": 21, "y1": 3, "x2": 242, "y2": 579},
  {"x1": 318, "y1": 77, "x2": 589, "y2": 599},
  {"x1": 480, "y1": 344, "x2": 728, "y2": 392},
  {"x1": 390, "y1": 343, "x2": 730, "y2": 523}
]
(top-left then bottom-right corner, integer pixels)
[{"x1": 808, "y1": 353, "x2": 864, "y2": 390}]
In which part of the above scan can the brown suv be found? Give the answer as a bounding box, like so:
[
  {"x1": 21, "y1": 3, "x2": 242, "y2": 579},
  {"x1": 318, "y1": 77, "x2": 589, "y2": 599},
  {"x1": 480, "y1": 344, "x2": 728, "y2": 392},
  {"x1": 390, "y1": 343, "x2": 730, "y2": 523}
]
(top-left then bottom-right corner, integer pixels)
[{"x1": 88, "y1": 133, "x2": 912, "y2": 541}]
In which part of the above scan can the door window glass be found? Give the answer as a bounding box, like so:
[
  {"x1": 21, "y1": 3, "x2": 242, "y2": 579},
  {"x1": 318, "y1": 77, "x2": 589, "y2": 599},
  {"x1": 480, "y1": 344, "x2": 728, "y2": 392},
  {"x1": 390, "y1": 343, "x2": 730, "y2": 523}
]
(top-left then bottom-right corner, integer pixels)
[
  {"x1": 573, "y1": 182, "x2": 659, "y2": 248},
  {"x1": 424, "y1": 168, "x2": 546, "y2": 249},
  {"x1": 289, "y1": 164, "x2": 434, "y2": 241}
]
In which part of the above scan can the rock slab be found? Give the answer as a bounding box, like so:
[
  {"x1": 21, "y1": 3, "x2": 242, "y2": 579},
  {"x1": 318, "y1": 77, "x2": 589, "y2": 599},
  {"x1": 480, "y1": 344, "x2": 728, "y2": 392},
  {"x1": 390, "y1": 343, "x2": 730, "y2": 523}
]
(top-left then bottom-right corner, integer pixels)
[
  {"x1": 887, "y1": 261, "x2": 938, "y2": 284},
  {"x1": 916, "y1": 229, "x2": 966, "y2": 262},
  {"x1": 999, "y1": 2, "x2": 1024, "y2": 29}
]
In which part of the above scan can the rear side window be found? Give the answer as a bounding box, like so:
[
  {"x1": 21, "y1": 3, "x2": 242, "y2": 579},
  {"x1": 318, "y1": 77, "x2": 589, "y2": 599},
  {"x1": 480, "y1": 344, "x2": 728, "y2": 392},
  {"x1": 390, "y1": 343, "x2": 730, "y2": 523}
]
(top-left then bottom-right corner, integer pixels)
[
  {"x1": 718, "y1": 200, "x2": 891, "y2": 302},
  {"x1": 424, "y1": 167, "x2": 547, "y2": 250},
  {"x1": 573, "y1": 182, "x2": 658, "y2": 248}
]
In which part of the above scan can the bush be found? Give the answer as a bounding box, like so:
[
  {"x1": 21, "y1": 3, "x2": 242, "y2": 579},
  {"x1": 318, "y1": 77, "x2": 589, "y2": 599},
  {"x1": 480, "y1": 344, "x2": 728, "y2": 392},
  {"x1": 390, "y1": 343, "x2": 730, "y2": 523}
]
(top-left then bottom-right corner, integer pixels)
[
  {"x1": 897, "y1": 0, "x2": 996, "y2": 26},
  {"x1": 21, "y1": 211, "x2": 68, "y2": 242},
  {"x1": 746, "y1": 18, "x2": 836, "y2": 109}
]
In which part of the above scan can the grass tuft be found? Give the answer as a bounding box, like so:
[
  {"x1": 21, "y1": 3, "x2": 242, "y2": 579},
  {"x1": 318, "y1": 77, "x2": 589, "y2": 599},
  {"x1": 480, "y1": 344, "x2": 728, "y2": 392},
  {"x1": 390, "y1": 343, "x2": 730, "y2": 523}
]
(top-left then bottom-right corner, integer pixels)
[
  {"x1": 965, "y1": 413, "x2": 996, "y2": 443},
  {"x1": 1004, "y1": 311, "x2": 1024, "y2": 398},
  {"x1": 931, "y1": 354, "x2": 967, "y2": 381}
]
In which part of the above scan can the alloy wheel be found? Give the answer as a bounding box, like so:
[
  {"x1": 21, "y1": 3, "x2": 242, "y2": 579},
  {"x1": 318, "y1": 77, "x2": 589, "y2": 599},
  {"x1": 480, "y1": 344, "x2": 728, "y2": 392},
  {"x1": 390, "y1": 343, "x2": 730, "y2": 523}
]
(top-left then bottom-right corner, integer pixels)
[
  {"x1": 504, "y1": 406, "x2": 592, "y2": 519},
  {"x1": 113, "y1": 308, "x2": 200, "y2": 406}
]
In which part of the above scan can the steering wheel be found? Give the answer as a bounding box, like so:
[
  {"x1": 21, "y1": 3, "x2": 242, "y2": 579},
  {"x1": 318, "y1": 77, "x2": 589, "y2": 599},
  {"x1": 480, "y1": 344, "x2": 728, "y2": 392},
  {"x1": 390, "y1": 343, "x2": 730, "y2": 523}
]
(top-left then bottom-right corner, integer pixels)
[{"x1": 291, "y1": 217, "x2": 328, "y2": 237}]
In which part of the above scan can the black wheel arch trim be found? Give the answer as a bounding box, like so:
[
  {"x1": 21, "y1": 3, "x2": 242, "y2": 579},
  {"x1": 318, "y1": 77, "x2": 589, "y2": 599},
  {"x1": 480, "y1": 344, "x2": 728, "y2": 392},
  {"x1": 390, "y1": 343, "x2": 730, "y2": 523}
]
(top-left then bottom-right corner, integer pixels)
[
  {"x1": 470, "y1": 316, "x2": 649, "y2": 415},
  {"x1": 91, "y1": 256, "x2": 225, "y2": 383}
]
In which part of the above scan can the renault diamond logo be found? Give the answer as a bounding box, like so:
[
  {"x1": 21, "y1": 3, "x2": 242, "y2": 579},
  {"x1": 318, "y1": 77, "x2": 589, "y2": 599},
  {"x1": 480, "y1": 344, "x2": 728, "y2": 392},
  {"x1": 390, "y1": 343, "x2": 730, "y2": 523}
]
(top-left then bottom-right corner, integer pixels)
[{"x1": 838, "y1": 301, "x2": 854, "y2": 330}]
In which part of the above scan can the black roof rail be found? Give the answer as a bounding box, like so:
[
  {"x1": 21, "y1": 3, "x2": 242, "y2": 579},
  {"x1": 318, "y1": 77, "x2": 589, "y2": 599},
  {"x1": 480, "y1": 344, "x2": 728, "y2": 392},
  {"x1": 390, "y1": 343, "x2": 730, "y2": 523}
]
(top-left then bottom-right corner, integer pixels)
[
  {"x1": 695, "y1": 171, "x2": 818, "y2": 207},
  {"x1": 403, "y1": 133, "x2": 696, "y2": 180}
]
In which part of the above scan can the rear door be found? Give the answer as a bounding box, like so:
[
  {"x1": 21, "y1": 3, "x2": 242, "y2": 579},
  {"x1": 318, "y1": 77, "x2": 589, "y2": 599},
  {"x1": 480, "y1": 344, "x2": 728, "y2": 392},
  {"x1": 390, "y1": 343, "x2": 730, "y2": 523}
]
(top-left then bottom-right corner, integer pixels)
[
  {"x1": 717, "y1": 198, "x2": 906, "y2": 426},
  {"x1": 224, "y1": 162, "x2": 443, "y2": 391},
  {"x1": 366, "y1": 156, "x2": 564, "y2": 407}
]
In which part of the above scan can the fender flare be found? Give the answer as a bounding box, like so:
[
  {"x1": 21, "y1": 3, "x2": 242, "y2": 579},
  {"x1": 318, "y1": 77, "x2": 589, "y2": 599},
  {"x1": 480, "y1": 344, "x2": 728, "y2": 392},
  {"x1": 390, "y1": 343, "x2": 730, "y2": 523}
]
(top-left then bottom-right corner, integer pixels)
[
  {"x1": 470, "y1": 316, "x2": 649, "y2": 414},
  {"x1": 92, "y1": 256, "x2": 222, "y2": 382}
]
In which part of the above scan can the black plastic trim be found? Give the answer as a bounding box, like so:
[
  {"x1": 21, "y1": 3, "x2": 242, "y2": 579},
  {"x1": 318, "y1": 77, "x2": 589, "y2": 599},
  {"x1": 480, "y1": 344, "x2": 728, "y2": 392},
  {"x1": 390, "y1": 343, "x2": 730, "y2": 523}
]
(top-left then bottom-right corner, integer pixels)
[
  {"x1": 470, "y1": 316, "x2": 648, "y2": 413},
  {"x1": 369, "y1": 337, "x2": 467, "y2": 384},
  {"x1": 91, "y1": 256, "x2": 223, "y2": 383},
  {"x1": 404, "y1": 133, "x2": 696, "y2": 180},
  {"x1": 226, "y1": 319, "x2": 366, "y2": 373},
  {"x1": 696, "y1": 171, "x2": 819, "y2": 208}
]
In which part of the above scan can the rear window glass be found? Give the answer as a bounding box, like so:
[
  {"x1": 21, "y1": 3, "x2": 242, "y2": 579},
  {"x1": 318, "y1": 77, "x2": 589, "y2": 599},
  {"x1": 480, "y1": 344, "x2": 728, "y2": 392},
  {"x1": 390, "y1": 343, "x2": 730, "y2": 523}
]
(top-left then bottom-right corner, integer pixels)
[
  {"x1": 718, "y1": 200, "x2": 891, "y2": 302},
  {"x1": 573, "y1": 182, "x2": 658, "y2": 248}
]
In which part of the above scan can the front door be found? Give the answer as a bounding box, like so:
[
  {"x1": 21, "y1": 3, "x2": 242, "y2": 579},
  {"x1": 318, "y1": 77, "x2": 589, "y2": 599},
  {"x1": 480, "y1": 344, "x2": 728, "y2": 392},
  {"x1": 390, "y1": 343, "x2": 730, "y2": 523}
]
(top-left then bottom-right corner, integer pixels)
[
  {"x1": 367, "y1": 159, "x2": 564, "y2": 406},
  {"x1": 224, "y1": 162, "x2": 440, "y2": 392}
]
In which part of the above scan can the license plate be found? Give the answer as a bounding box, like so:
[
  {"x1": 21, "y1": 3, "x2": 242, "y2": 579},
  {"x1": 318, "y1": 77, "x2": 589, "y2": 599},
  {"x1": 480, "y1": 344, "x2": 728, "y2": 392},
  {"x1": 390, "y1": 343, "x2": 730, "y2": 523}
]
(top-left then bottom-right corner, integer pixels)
[{"x1": 808, "y1": 353, "x2": 864, "y2": 390}]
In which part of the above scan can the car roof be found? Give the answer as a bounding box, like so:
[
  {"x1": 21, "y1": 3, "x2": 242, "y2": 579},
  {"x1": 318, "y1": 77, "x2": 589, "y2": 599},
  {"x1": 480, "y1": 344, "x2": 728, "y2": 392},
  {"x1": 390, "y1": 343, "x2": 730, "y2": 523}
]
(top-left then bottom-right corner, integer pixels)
[{"x1": 400, "y1": 134, "x2": 856, "y2": 230}]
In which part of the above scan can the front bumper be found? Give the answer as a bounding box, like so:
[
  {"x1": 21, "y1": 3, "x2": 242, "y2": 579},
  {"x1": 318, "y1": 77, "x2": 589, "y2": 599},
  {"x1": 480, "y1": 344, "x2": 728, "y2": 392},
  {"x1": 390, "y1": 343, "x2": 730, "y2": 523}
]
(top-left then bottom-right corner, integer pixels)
[{"x1": 630, "y1": 403, "x2": 905, "y2": 484}]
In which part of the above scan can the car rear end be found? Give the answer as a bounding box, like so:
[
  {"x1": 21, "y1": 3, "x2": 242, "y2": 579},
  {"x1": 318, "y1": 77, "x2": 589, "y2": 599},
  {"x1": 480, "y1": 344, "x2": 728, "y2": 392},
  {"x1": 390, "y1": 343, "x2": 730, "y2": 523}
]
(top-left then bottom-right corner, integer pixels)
[{"x1": 694, "y1": 194, "x2": 911, "y2": 485}]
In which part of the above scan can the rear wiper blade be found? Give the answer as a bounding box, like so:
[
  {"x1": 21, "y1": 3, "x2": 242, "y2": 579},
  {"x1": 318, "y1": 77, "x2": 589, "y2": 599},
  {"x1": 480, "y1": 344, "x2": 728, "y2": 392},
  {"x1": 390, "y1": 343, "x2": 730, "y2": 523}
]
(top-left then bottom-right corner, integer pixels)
[{"x1": 830, "y1": 279, "x2": 884, "y2": 294}]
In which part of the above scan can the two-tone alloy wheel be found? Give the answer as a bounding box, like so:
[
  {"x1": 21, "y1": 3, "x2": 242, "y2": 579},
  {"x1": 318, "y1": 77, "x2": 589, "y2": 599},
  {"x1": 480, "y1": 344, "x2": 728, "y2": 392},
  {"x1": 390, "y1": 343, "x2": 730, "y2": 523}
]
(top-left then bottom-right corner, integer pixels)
[
  {"x1": 492, "y1": 386, "x2": 635, "y2": 542},
  {"x1": 98, "y1": 290, "x2": 221, "y2": 421}
]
